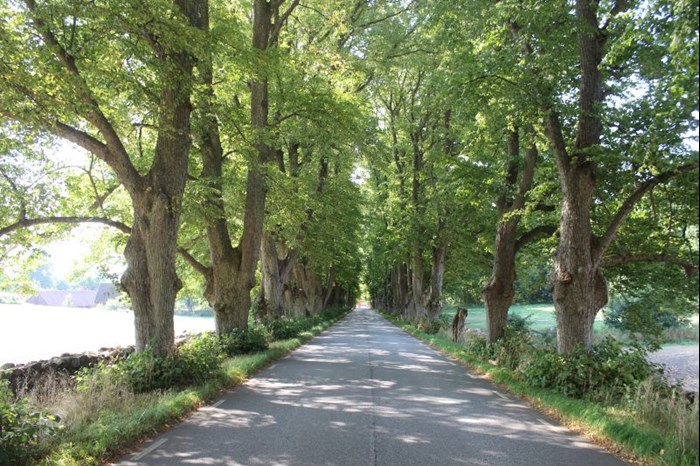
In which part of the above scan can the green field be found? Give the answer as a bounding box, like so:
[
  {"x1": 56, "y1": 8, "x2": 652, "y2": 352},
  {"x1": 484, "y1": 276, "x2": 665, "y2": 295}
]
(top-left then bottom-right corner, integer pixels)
[{"x1": 443, "y1": 303, "x2": 608, "y2": 334}]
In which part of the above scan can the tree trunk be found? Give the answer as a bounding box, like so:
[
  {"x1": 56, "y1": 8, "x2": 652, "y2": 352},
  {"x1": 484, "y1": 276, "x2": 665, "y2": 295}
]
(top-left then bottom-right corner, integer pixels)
[
  {"x1": 201, "y1": 0, "x2": 280, "y2": 334},
  {"x1": 483, "y1": 219, "x2": 517, "y2": 343},
  {"x1": 407, "y1": 241, "x2": 428, "y2": 320},
  {"x1": 120, "y1": 0, "x2": 200, "y2": 354},
  {"x1": 260, "y1": 233, "x2": 285, "y2": 317},
  {"x1": 204, "y1": 255, "x2": 250, "y2": 333},
  {"x1": 393, "y1": 263, "x2": 409, "y2": 314},
  {"x1": 483, "y1": 127, "x2": 540, "y2": 344},
  {"x1": 122, "y1": 189, "x2": 183, "y2": 355},
  {"x1": 551, "y1": 163, "x2": 608, "y2": 353},
  {"x1": 548, "y1": 0, "x2": 608, "y2": 354},
  {"x1": 426, "y1": 242, "x2": 447, "y2": 320}
]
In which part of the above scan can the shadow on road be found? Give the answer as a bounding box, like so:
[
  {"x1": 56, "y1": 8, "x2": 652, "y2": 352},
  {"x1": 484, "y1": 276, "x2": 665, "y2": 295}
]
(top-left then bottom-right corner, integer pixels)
[{"x1": 116, "y1": 309, "x2": 625, "y2": 466}]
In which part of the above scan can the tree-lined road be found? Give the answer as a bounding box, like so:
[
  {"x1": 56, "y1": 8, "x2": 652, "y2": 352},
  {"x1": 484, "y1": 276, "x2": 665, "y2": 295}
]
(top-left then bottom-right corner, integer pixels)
[{"x1": 115, "y1": 309, "x2": 625, "y2": 466}]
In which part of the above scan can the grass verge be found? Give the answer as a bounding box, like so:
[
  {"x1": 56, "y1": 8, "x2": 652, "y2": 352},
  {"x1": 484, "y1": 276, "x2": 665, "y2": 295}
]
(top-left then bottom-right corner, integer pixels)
[
  {"x1": 32, "y1": 312, "x2": 349, "y2": 465},
  {"x1": 380, "y1": 311, "x2": 698, "y2": 466}
]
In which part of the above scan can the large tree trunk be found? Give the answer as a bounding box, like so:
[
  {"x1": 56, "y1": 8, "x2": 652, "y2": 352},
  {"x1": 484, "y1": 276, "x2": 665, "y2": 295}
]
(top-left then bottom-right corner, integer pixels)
[
  {"x1": 483, "y1": 219, "x2": 517, "y2": 343},
  {"x1": 551, "y1": 163, "x2": 608, "y2": 353},
  {"x1": 260, "y1": 234, "x2": 284, "y2": 317},
  {"x1": 279, "y1": 261, "x2": 325, "y2": 316},
  {"x1": 122, "y1": 189, "x2": 183, "y2": 355},
  {"x1": 547, "y1": 0, "x2": 608, "y2": 354},
  {"x1": 120, "y1": 0, "x2": 200, "y2": 354},
  {"x1": 205, "y1": 255, "x2": 251, "y2": 333},
  {"x1": 483, "y1": 129, "x2": 539, "y2": 343},
  {"x1": 407, "y1": 242, "x2": 428, "y2": 320},
  {"x1": 206, "y1": 165, "x2": 266, "y2": 334},
  {"x1": 198, "y1": 0, "x2": 281, "y2": 334},
  {"x1": 393, "y1": 263, "x2": 409, "y2": 314}
]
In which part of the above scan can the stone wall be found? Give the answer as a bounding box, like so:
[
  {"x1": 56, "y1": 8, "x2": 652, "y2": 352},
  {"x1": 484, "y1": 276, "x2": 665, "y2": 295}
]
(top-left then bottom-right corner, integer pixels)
[
  {"x1": 0, "y1": 346, "x2": 135, "y2": 397},
  {"x1": 0, "y1": 332, "x2": 205, "y2": 398}
]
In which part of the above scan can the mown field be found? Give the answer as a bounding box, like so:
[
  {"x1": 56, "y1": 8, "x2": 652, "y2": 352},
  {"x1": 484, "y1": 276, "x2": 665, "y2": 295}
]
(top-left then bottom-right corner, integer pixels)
[{"x1": 442, "y1": 303, "x2": 607, "y2": 334}]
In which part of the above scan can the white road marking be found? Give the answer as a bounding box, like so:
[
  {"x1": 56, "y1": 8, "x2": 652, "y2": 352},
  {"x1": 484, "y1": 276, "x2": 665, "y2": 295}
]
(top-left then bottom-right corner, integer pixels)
[
  {"x1": 211, "y1": 399, "x2": 225, "y2": 408},
  {"x1": 493, "y1": 391, "x2": 510, "y2": 400},
  {"x1": 132, "y1": 438, "x2": 167, "y2": 460}
]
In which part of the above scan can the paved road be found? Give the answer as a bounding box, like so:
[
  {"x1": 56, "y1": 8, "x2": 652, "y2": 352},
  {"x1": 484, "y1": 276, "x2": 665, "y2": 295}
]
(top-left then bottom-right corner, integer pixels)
[{"x1": 114, "y1": 309, "x2": 626, "y2": 466}]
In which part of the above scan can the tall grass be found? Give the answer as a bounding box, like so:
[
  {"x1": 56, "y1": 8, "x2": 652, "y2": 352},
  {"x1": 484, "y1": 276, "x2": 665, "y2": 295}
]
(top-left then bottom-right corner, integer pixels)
[{"x1": 628, "y1": 380, "x2": 699, "y2": 465}]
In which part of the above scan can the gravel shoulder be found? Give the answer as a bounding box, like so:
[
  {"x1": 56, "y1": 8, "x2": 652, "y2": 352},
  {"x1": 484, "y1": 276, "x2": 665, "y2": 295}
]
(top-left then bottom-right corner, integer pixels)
[{"x1": 648, "y1": 345, "x2": 699, "y2": 393}]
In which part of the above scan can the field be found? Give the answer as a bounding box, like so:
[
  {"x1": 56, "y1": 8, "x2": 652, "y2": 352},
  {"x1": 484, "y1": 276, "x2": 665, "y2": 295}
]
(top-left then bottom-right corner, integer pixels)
[
  {"x1": 0, "y1": 303, "x2": 214, "y2": 365},
  {"x1": 443, "y1": 303, "x2": 609, "y2": 333},
  {"x1": 442, "y1": 303, "x2": 697, "y2": 338}
]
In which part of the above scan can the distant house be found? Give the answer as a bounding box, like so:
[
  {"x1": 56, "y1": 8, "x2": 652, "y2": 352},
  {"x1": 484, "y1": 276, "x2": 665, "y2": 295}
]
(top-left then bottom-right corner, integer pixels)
[
  {"x1": 26, "y1": 283, "x2": 119, "y2": 308},
  {"x1": 95, "y1": 283, "x2": 119, "y2": 304}
]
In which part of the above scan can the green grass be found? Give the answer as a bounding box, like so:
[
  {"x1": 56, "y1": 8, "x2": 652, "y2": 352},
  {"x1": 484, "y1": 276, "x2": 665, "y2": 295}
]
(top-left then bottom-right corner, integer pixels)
[
  {"x1": 443, "y1": 303, "x2": 554, "y2": 332},
  {"x1": 34, "y1": 313, "x2": 348, "y2": 465},
  {"x1": 382, "y1": 311, "x2": 699, "y2": 466},
  {"x1": 444, "y1": 303, "x2": 698, "y2": 344}
]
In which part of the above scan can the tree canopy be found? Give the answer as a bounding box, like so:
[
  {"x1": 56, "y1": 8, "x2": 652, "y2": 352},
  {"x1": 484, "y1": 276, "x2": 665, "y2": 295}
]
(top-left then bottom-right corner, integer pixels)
[{"x1": 1, "y1": 0, "x2": 697, "y2": 355}]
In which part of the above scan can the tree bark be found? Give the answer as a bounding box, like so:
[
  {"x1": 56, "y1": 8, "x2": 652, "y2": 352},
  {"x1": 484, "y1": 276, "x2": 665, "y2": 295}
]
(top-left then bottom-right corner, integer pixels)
[
  {"x1": 546, "y1": 0, "x2": 607, "y2": 354},
  {"x1": 539, "y1": 0, "x2": 697, "y2": 353},
  {"x1": 115, "y1": 0, "x2": 203, "y2": 355},
  {"x1": 483, "y1": 128, "x2": 539, "y2": 343},
  {"x1": 484, "y1": 219, "x2": 517, "y2": 343},
  {"x1": 393, "y1": 263, "x2": 409, "y2": 315},
  {"x1": 550, "y1": 162, "x2": 607, "y2": 353},
  {"x1": 407, "y1": 240, "x2": 428, "y2": 320},
  {"x1": 193, "y1": 0, "x2": 291, "y2": 335},
  {"x1": 426, "y1": 241, "x2": 448, "y2": 320},
  {"x1": 260, "y1": 232, "x2": 301, "y2": 317}
]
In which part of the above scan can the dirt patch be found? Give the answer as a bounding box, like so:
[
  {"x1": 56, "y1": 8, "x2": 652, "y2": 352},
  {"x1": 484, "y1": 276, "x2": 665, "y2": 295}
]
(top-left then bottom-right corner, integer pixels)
[{"x1": 648, "y1": 345, "x2": 699, "y2": 393}]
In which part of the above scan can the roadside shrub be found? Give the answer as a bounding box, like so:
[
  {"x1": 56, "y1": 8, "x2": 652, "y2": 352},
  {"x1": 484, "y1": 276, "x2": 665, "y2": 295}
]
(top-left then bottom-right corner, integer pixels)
[
  {"x1": 506, "y1": 313, "x2": 533, "y2": 333},
  {"x1": 117, "y1": 349, "x2": 178, "y2": 393},
  {"x1": 177, "y1": 333, "x2": 225, "y2": 385},
  {"x1": 492, "y1": 327, "x2": 534, "y2": 370},
  {"x1": 438, "y1": 313, "x2": 453, "y2": 329},
  {"x1": 522, "y1": 337, "x2": 662, "y2": 401},
  {"x1": 464, "y1": 333, "x2": 490, "y2": 359},
  {"x1": 320, "y1": 307, "x2": 349, "y2": 321},
  {"x1": 264, "y1": 313, "x2": 335, "y2": 341},
  {"x1": 221, "y1": 325, "x2": 270, "y2": 356},
  {"x1": 0, "y1": 381, "x2": 58, "y2": 466},
  {"x1": 416, "y1": 318, "x2": 443, "y2": 335},
  {"x1": 265, "y1": 318, "x2": 302, "y2": 340},
  {"x1": 114, "y1": 333, "x2": 225, "y2": 393}
]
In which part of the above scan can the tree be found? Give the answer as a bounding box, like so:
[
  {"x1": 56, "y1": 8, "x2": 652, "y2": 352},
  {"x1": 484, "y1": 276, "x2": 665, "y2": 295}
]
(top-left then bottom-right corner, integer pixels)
[
  {"x1": 1, "y1": 0, "x2": 206, "y2": 354},
  {"x1": 257, "y1": 0, "x2": 403, "y2": 318},
  {"x1": 539, "y1": 0, "x2": 699, "y2": 353}
]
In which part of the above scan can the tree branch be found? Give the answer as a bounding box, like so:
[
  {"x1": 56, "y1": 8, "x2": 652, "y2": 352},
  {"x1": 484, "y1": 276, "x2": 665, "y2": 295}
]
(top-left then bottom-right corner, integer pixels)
[
  {"x1": 51, "y1": 121, "x2": 113, "y2": 162},
  {"x1": 270, "y1": 0, "x2": 301, "y2": 45},
  {"x1": 0, "y1": 216, "x2": 131, "y2": 237},
  {"x1": 23, "y1": 0, "x2": 139, "y2": 194},
  {"x1": 515, "y1": 225, "x2": 557, "y2": 253},
  {"x1": 177, "y1": 247, "x2": 210, "y2": 276},
  {"x1": 596, "y1": 163, "x2": 699, "y2": 261},
  {"x1": 545, "y1": 110, "x2": 571, "y2": 176}
]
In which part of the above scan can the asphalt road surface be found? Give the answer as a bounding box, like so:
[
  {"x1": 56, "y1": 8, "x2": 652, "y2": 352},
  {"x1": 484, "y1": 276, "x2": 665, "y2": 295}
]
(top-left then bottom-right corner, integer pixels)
[{"x1": 114, "y1": 309, "x2": 626, "y2": 466}]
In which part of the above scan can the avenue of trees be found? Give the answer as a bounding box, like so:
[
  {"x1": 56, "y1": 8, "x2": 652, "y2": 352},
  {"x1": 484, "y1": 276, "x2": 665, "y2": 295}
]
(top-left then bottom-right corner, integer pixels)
[{"x1": 1, "y1": 0, "x2": 698, "y2": 356}]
